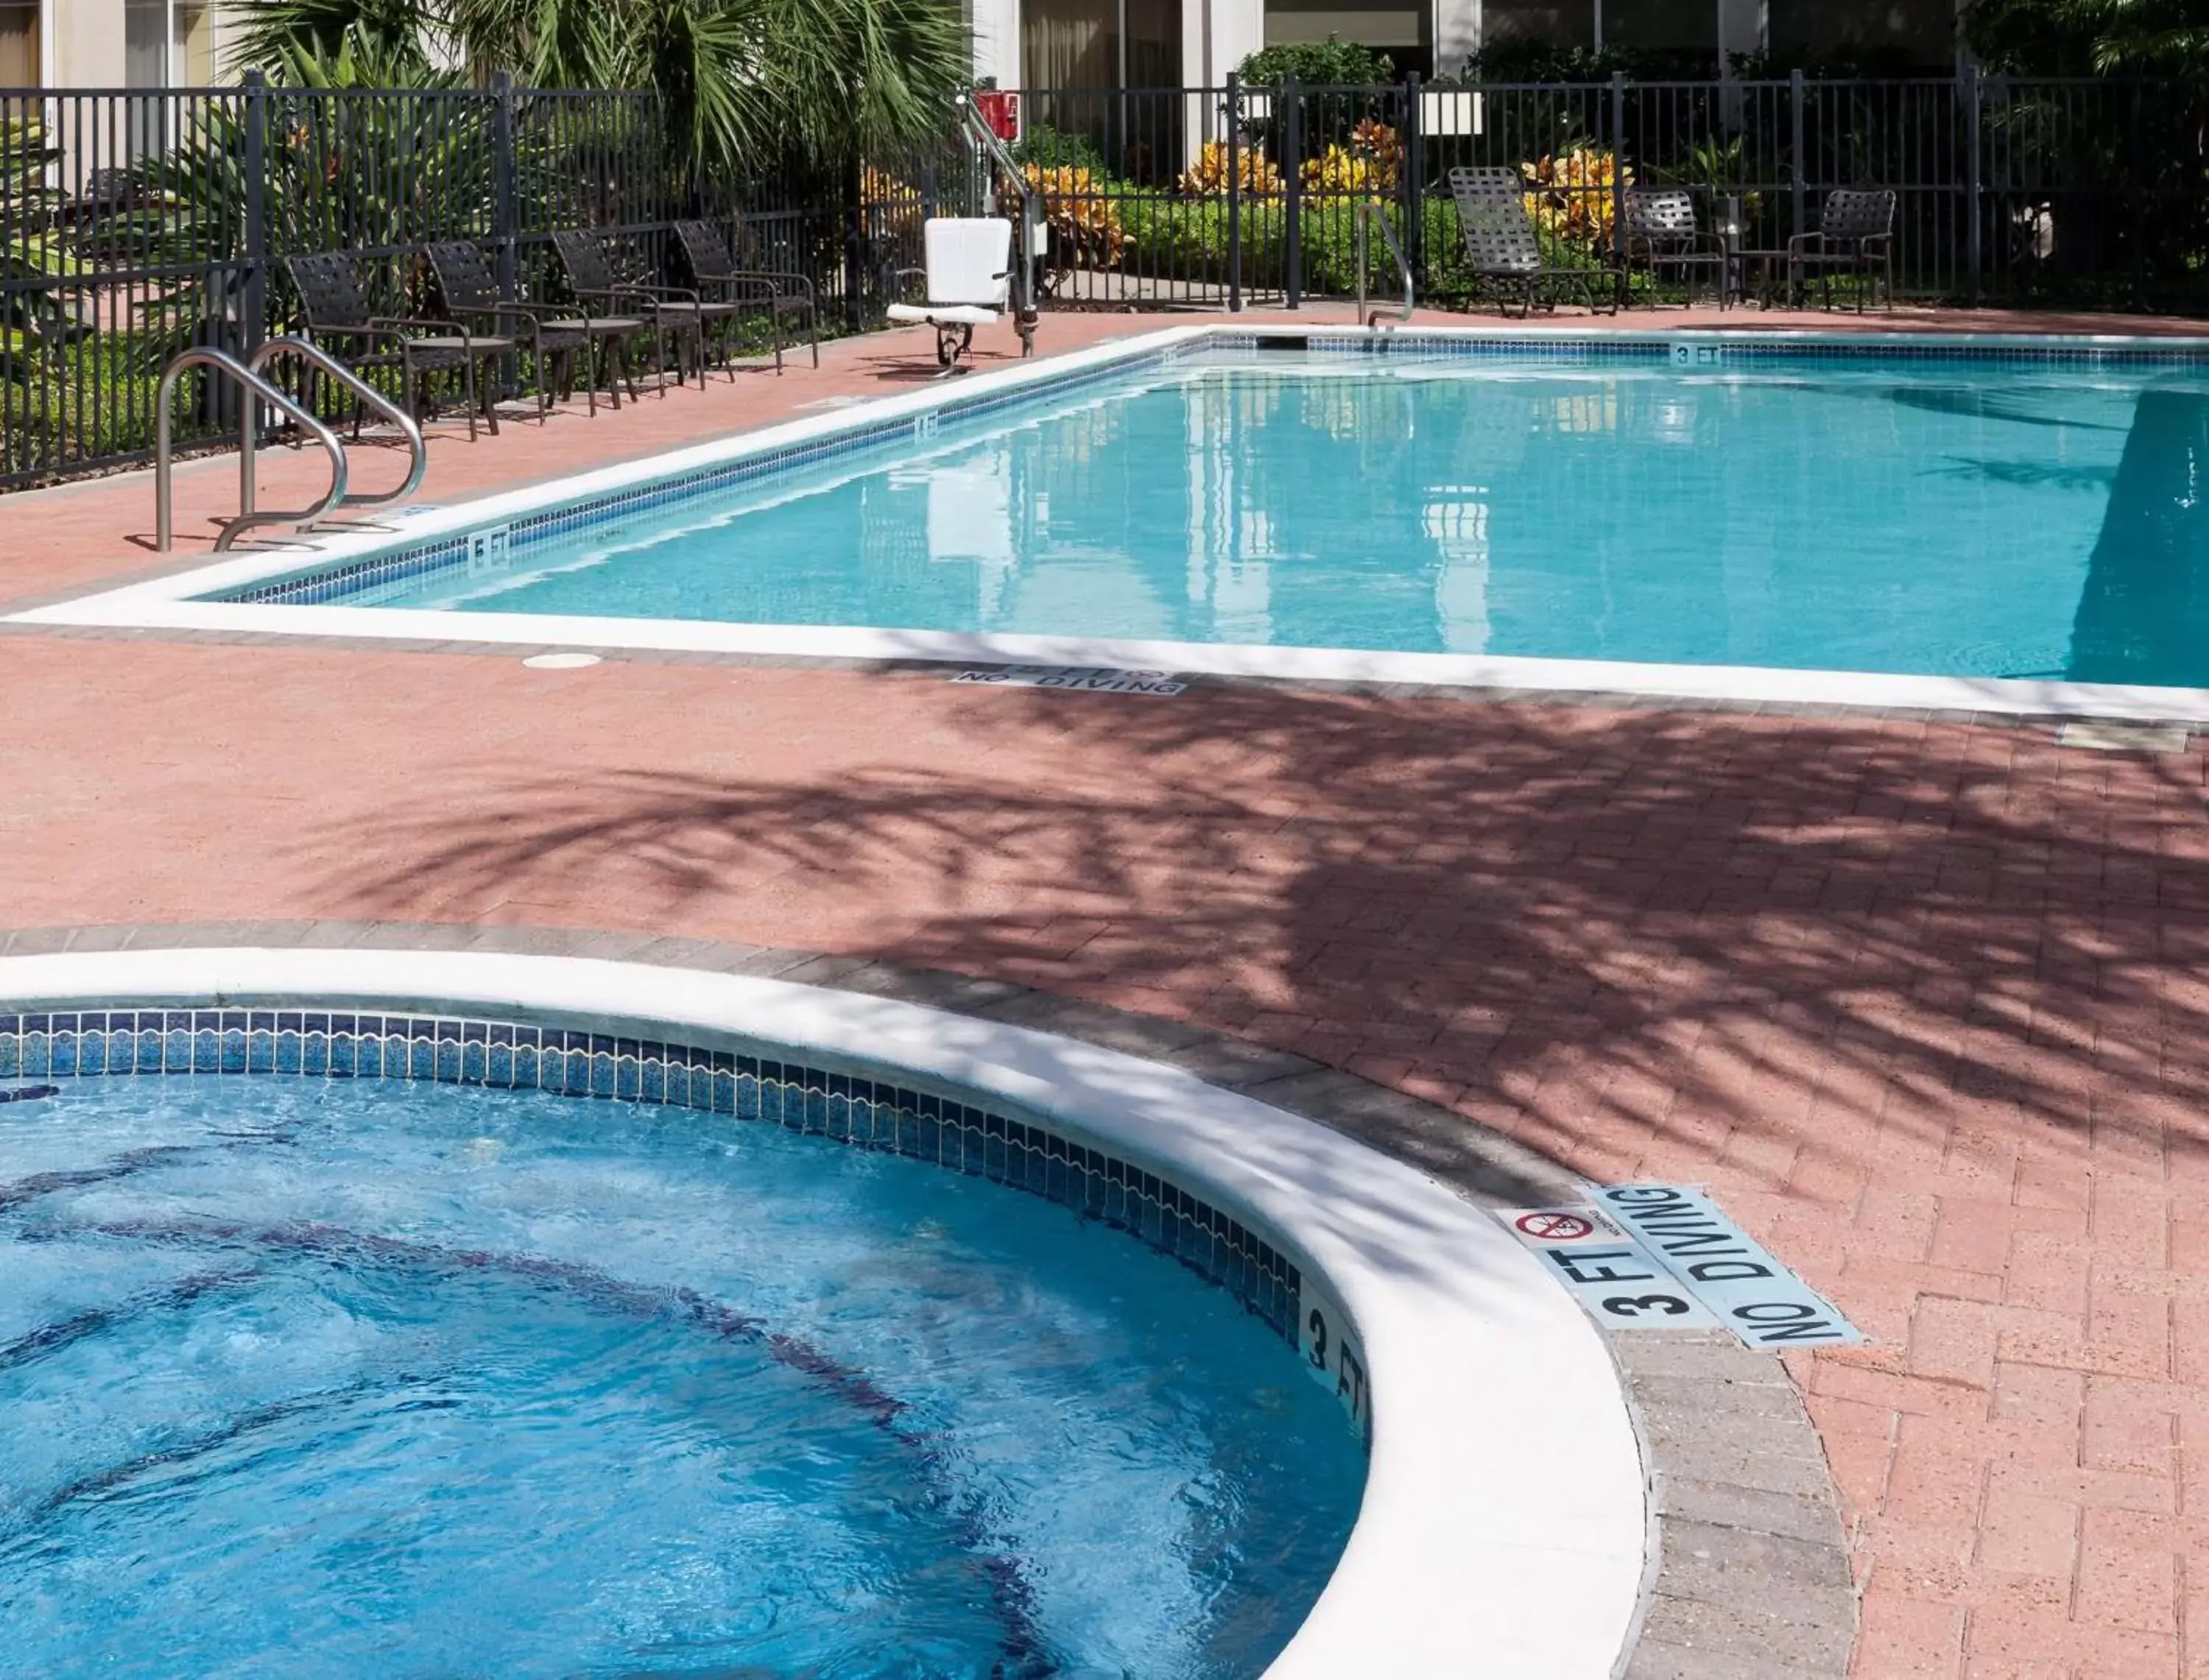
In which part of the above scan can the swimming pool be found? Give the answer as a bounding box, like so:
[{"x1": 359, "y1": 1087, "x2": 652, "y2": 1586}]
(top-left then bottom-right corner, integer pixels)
[
  {"x1": 0, "y1": 947, "x2": 1652, "y2": 1679},
  {"x1": 327, "y1": 350, "x2": 2209, "y2": 688},
  {"x1": 29, "y1": 324, "x2": 2207, "y2": 716}
]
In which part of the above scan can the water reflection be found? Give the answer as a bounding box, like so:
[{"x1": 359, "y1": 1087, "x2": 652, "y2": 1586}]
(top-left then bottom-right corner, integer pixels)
[{"x1": 412, "y1": 361, "x2": 2187, "y2": 683}]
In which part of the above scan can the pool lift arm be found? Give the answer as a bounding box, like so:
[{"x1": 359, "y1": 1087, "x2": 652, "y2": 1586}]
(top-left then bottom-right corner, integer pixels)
[{"x1": 956, "y1": 92, "x2": 1045, "y2": 358}]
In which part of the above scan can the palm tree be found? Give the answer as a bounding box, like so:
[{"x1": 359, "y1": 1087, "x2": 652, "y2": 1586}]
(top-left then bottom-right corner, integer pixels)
[
  {"x1": 221, "y1": 0, "x2": 970, "y2": 173},
  {"x1": 1963, "y1": 0, "x2": 2209, "y2": 74}
]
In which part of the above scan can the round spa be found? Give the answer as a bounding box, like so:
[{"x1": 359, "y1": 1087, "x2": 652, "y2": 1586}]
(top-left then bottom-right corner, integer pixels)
[{"x1": 0, "y1": 950, "x2": 1646, "y2": 1679}]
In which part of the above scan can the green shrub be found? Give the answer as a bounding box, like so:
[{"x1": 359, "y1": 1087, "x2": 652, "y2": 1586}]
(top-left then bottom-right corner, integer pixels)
[
  {"x1": 1113, "y1": 188, "x2": 1611, "y2": 305},
  {"x1": 1235, "y1": 38, "x2": 1398, "y2": 87},
  {"x1": 1010, "y1": 124, "x2": 1110, "y2": 177}
]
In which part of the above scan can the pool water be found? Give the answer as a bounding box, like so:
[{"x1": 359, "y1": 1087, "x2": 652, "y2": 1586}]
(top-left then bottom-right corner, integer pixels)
[
  {"x1": 0, "y1": 1076, "x2": 1362, "y2": 1678},
  {"x1": 356, "y1": 352, "x2": 2209, "y2": 688}
]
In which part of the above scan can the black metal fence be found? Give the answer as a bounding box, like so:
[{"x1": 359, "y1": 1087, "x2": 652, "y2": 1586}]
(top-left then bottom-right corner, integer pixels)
[
  {"x1": 0, "y1": 77, "x2": 948, "y2": 490},
  {"x1": 6, "y1": 71, "x2": 2205, "y2": 490},
  {"x1": 1009, "y1": 73, "x2": 2205, "y2": 314}
]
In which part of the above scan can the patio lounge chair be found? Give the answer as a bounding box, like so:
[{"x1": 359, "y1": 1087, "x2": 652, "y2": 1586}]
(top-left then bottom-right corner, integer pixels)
[
  {"x1": 1787, "y1": 188, "x2": 1896, "y2": 311},
  {"x1": 672, "y1": 218, "x2": 819, "y2": 373},
  {"x1": 1623, "y1": 187, "x2": 1727, "y2": 308},
  {"x1": 887, "y1": 218, "x2": 1031, "y2": 370},
  {"x1": 421, "y1": 240, "x2": 642, "y2": 418},
  {"x1": 548, "y1": 229, "x2": 730, "y2": 387},
  {"x1": 287, "y1": 252, "x2": 513, "y2": 440},
  {"x1": 1447, "y1": 166, "x2": 1622, "y2": 318}
]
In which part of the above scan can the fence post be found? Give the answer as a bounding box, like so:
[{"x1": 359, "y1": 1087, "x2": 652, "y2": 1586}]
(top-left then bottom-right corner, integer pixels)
[
  {"x1": 1282, "y1": 78, "x2": 1302, "y2": 310},
  {"x1": 1609, "y1": 72, "x2": 1627, "y2": 270},
  {"x1": 493, "y1": 72, "x2": 518, "y2": 300},
  {"x1": 1403, "y1": 71, "x2": 1423, "y2": 299},
  {"x1": 1226, "y1": 73, "x2": 1243, "y2": 313},
  {"x1": 844, "y1": 155, "x2": 866, "y2": 333},
  {"x1": 1963, "y1": 63, "x2": 1981, "y2": 306},
  {"x1": 242, "y1": 70, "x2": 267, "y2": 363},
  {"x1": 2130, "y1": 68, "x2": 2148, "y2": 308},
  {"x1": 1789, "y1": 68, "x2": 1806, "y2": 250}
]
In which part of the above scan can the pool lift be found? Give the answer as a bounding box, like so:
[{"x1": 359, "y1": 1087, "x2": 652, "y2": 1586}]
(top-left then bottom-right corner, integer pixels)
[{"x1": 886, "y1": 95, "x2": 1044, "y2": 373}]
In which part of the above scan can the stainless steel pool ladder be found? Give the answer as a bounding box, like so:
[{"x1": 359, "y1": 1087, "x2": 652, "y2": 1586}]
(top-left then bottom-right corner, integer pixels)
[
  {"x1": 1356, "y1": 202, "x2": 1415, "y2": 329},
  {"x1": 155, "y1": 335, "x2": 427, "y2": 552}
]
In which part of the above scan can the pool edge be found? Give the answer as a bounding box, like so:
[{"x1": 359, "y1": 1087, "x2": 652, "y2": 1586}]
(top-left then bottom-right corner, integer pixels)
[
  {"x1": 16, "y1": 319, "x2": 2209, "y2": 724},
  {"x1": 0, "y1": 940, "x2": 1663, "y2": 1680}
]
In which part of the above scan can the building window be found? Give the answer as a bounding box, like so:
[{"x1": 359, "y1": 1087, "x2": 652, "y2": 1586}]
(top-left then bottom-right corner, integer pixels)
[
  {"x1": 1478, "y1": 0, "x2": 1597, "y2": 52},
  {"x1": 1264, "y1": 0, "x2": 1428, "y2": 71},
  {"x1": 1021, "y1": 0, "x2": 1179, "y2": 88},
  {"x1": 175, "y1": 2, "x2": 215, "y2": 85},
  {"x1": 125, "y1": 0, "x2": 215, "y2": 87},
  {"x1": 1602, "y1": 0, "x2": 1716, "y2": 54},
  {"x1": 0, "y1": 1, "x2": 38, "y2": 87},
  {"x1": 1023, "y1": 0, "x2": 1121, "y2": 88}
]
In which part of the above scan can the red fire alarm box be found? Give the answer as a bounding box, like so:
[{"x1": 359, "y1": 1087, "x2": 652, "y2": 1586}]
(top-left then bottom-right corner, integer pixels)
[{"x1": 974, "y1": 90, "x2": 1020, "y2": 142}]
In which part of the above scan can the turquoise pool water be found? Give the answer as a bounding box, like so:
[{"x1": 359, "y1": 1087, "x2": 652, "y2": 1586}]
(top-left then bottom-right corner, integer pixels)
[
  {"x1": 0, "y1": 1076, "x2": 1361, "y2": 1677},
  {"x1": 355, "y1": 350, "x2": 2209, "y2": 687}
]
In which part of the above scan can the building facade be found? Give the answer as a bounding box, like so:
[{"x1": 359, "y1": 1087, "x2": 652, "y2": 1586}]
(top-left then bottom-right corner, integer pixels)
[
  {"x1": 969, "y1": 0, "x2": 1959, "y2": 89},
  {"x1": 3, "y1": 0, "x2": 236, "y2": 88}
]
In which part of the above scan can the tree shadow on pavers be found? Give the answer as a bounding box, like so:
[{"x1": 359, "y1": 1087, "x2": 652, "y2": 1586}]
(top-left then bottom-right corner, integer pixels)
[{"x1": 310, "y1": 683, "x2": 2209, "y2": 1196}]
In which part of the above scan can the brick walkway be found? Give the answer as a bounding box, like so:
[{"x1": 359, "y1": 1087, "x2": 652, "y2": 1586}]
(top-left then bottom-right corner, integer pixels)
[{"x1": 9, "y1": 303, "x2": 2209, "y2": 1679}]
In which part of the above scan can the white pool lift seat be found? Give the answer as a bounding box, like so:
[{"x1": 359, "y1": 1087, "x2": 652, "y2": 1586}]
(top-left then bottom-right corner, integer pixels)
[{"x1": 887, "y1": 217, "x2": 1036, "y2": 372}]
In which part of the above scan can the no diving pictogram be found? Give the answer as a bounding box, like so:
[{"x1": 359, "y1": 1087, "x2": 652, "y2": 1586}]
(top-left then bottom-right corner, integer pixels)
[{"x1": 1515, "y1": 1211, "x2": 1595, "y2": 1242}]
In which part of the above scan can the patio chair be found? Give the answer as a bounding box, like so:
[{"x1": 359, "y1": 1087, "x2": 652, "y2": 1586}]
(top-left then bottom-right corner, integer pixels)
[
  {"x1": 548, "y1": 229, "x2": 729, "y2": 387},
  {"x1": 672, "y1": 218, "x2": 819, "y2": 374},
  {"x1": 421, "y1": 239, "x2": 642, "y2": 419},
  {"x1": 1447, "y1": 166, "x2": 1621, "y2": 318},
  {"x1": 286, "y1": 252, "x2": 512, "y2": 440},
  {"x1": 887, "y1": 218, "x2": 1029, "y2": 371},
  {"x1": 1787, "y1": 188, "x2": 1895, "y2": 311},
  {"x1": 1623, "y1": 187, "x2": 1727, "y2": 309}
]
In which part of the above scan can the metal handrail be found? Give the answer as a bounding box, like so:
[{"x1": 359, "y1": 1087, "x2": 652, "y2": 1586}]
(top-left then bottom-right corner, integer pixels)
[
  {"x1": 248, "y1": 335, "x2": 426, "y2": 516},
  {"x1": 1356, "y1": 201, "x2": 1416, "y2": 328},
  {"x1": 155, "y1": 348, "x2": 348, "y2": 552}
]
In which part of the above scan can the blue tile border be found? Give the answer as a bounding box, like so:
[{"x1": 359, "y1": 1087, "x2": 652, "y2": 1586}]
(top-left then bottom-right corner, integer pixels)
[
  {"x1": 219, "y1": 344, "x2": 1186, "y2": 609},
  {"x1": 1279, "y1": 331, "x2": 2209, "y2": 366},
  {"x1": 0, "y1": 1003, "x2": 1303, "y2": 1349},
  {"x1": 211, "y1": 325, "x2": 2209, "y2": 613}
]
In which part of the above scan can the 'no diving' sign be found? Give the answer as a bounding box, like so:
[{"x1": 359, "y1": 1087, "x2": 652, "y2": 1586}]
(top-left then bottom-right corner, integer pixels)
[{"x1": 1499, "y1": 1185, "x2": 1861, "y2": 1347}]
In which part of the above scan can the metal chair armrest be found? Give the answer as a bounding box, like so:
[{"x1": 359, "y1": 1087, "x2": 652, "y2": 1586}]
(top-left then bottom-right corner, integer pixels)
[
  {"x1": 627, "y1": 279, "x2": 702, "y2": 304},
  {"x1": 1786, "y1": 231, "x2": 1824, "y2": 255},
  {"x1": 306, "y1": 322, "x2": 406, "y2": 347},
  {"x1": 373, "y1": 316, "x2": 480, "y2": 345},
  {"x1": 726, "y1": 267, "x2": 817, "y2": 302}
]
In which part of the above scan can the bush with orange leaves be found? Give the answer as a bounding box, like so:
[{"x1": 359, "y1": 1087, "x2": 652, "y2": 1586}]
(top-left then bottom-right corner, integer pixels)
[
  {"x1": 859, "y1": 166, "x2": 923, "y2": 239},
  {"x1": 1300, "y1": 119, "x2": 1402, "y2": 197},
  {"x1": 1521, "y1": 147, "x2": 1630, "y2": 248},
  {"x1": 1177, "y1": 140, "x2": 1284, "y2": 197},
  {"x1": 1021, "y1": 163, "x2": 1127, "y2": 284}
]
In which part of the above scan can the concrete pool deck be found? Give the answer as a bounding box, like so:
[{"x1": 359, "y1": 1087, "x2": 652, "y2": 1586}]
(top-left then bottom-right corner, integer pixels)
[{"x1": 10, "y1": 300, "x2": 2209, "y2": 1679}]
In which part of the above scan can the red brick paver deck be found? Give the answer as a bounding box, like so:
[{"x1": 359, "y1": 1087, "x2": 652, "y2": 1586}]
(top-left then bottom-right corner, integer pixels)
[{"x1": 10, "y1": 303, "x2": 2209, "y2": 1679}]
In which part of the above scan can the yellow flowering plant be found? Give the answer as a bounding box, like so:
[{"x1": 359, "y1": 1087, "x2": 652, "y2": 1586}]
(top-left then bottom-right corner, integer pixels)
[
  {"x1": 1177, "y1": 141, "x2": 1285, "y2": 197},
  {"x1": 1021, "y1": 164, "x2": 1128, "y2": 285},
  {"x1": 1521, "y1": 147, "x2": 1632, "y2": 248}
]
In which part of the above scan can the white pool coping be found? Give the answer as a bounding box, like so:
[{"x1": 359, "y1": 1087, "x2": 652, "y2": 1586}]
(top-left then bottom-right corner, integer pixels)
[
  {"x1": 0, "y1": 945, "x2": 1648, "y2": 1679},
  {"x1": 18, "y1": 320, "x2": 2209, "y2": 723}
]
